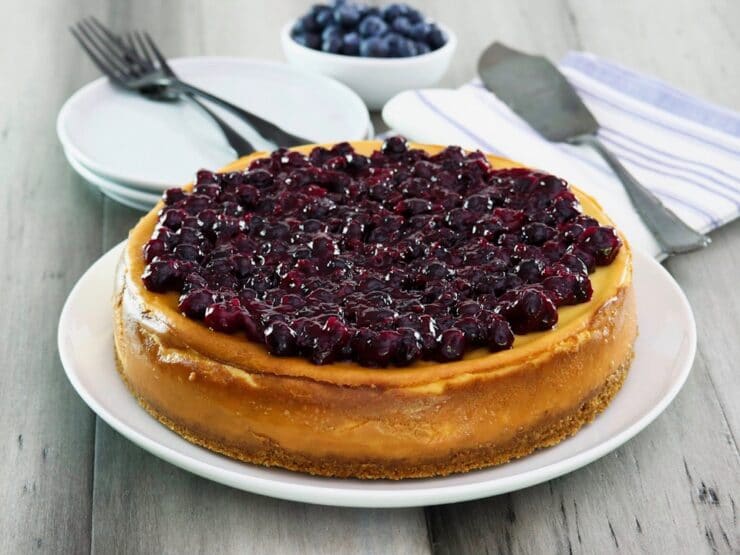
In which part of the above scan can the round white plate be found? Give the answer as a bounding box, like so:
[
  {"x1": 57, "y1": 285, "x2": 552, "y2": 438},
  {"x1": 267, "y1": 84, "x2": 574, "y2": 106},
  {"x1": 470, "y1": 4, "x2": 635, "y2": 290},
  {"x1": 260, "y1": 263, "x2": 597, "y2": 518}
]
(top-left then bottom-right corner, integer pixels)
[
  {"x1": 57, "y1": 57, "x2": 371, "y2": 190},
  {"x1": 64, "y1": 147, "x2": 161, "y2": 211},
  {"x1": 58, "y1": 245, "x2": 695, "y2": 508}
]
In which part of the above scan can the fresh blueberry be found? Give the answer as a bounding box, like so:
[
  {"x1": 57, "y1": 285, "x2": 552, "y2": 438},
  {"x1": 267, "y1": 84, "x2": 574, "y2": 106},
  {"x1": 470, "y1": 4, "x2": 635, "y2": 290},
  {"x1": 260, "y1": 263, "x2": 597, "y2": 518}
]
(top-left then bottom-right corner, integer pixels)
[
  {"x1": 358, "y1": 15, "x2": 388, "y2": 37},
  {"x1": 405, "y1": 7, "x2": 423, "y2": 24},
  {"x1": 299, "y1": 13, "x2": 321, "y2": 33},
  {"x1": 382, "y1": 3, "x2": 410, "y2": 21},
  {"x1": 321, "y1": 24, "x2": 343, "y2": 42},
  {"x1": 408, "y1": 22, "x2": 430, "y2": 41},
  {"x1": 322, "y1": 34, "x2": 343, "y2": 53},
  {"x1": 361, "y1": 5, "x2": 382, "y2": 18},
  {"x1": 426, "y1": 23, "x2": 446, "y2": 49},
  {"x1": 390, "y1": 16, "x2": 412, "y2": 36},
  {"x1": 333, "y1": 3, "x2": 361, "y2": 27},
  {"x1": 385, "y1": 33, "x2": 417, "y2": 57},
  {"x1": 293, "y1": 32, "x2": 322, "y2": 50},
  {"x1": 313, "y1": 5, "x2": 334, "y2": 28},
  {"x1": 291, "y1": 19, "x2": 305, "y2": 35},
  {"x1": 359, "y1": 36, "x2": 389, "y2": 57},
  {"x1": 415, "y1": 41, "x2": 431, "y2": 55},
  {"x1": 341, "y1": 32, "x2": 361, "y2": 55},
  {"x1": 384, "y1": 33, "x2": 405, "y2": 56}
]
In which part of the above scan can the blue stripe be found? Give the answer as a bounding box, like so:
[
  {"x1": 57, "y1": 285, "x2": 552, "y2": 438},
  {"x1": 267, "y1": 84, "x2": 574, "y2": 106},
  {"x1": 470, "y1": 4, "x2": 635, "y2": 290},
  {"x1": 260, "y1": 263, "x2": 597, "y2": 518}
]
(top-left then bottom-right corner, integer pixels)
[
  {"x1": 556, "y1": 144, "x2": 720, "y2": 226},
  {"x1": 561, "y1": 53, "x2": 740, "y2": 138},
  {"x1": 469, "y1": 81, "x2": 739, "y2": 201},
  {"x1": 600, "y1": 126, "x2": 740, "y2": 190},
  {"x1": 413, "y1": 90, "x2": 503, "y2": 155},
  {"x1": 568, "y1": 81, "x2": 740, "y2": 158},
  {"x1": 465, "y1": 85, "x2": 718, "y2": 224},
  {"x1": 598, "y1": 134, "x2": 740, "y2": 205}
]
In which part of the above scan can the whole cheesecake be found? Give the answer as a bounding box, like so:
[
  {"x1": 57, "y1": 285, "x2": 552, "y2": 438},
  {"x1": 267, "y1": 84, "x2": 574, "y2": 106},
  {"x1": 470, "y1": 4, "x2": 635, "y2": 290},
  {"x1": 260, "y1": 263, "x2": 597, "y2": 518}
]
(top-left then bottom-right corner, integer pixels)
[{"x1": 114, "y1": 139, "x2": 636, "y2": 479}]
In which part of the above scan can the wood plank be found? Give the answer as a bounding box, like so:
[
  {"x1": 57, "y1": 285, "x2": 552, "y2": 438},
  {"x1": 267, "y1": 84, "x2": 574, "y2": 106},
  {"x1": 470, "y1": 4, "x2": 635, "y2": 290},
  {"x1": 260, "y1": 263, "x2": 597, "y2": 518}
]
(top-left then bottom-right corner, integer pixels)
[
  {"x1": 0, "y1": 0, "x2": 110, "y2": 552},
  {"x1": 89, "y1": 2, "x2": 428, "y2": 553}
]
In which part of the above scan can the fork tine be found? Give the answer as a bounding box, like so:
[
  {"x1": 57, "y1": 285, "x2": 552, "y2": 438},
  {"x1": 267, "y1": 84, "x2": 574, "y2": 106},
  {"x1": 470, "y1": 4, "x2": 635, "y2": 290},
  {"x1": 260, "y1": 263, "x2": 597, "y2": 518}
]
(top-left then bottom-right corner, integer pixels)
[
  {"x1": 143, "y1": 32, "x2": 174, "y2": 73},
  {"x1": 75, "y1": 20, "x2": 130, "y2": 76},
  {"x1": 80, "y1": 18, "x2": 134, "y2": 72},
  {"x1": 125, "y1": 32, "x2": 151, "y2": 70},
  {"x1": 69, "y1": 25, "x2": 124, "y2": 84},
  {"x1": 133, "y1": 31, "x2": 156, "y2": 67},
  {"x1": 88, "y1": 16, "x2": 123, "y2": 48}
]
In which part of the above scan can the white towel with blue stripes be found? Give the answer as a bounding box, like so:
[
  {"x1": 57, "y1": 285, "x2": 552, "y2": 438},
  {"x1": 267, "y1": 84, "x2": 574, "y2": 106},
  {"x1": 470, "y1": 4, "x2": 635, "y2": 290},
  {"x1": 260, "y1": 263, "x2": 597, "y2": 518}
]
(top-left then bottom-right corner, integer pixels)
[{"x1": 382, "y1": 51, "x2": 740, "y2": 258}]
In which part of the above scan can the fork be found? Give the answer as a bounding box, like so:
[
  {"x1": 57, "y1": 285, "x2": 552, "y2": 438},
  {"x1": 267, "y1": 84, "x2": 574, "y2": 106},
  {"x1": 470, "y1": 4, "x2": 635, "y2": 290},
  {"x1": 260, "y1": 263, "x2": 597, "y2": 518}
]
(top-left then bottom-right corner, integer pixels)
[
  {"x1": 71, "y1": 18, "x2": 254, "y2": 157},
  {"x1": 70, "y1": 18, "x2": 310, "y2": 148}
]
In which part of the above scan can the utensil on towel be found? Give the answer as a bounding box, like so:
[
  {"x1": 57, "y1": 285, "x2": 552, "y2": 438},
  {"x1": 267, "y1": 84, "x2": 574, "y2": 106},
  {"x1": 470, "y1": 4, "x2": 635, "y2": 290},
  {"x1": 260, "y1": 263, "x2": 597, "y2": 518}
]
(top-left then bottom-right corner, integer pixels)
[{"x1": 478, "y1": 42, "x2": 710, "y2": 254}]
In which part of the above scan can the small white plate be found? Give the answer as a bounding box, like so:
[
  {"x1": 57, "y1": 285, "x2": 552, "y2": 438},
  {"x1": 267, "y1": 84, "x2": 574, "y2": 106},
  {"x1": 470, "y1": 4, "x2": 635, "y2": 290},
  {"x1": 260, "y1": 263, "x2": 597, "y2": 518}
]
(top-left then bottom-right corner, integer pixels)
[
  {"x1": 57, "y1": 57, "x2": 370, "y2": 190},
  {"x1": 64, "y1": 147, "x2": 161, "y2": 211},
  {"x1": 58, "y1": 245, "x2": 695, "y2": 508}
]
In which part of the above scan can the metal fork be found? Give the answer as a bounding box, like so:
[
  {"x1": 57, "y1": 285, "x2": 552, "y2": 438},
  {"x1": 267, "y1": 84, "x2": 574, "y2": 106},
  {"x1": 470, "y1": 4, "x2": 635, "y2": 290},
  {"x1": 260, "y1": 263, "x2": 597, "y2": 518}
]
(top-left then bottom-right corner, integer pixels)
[
  {"x1": 71, "y1": 18, "x2": 254, "y2": 157},
  {"x1": 70, "y1": 18, "x2": 310, "y2": 148}
]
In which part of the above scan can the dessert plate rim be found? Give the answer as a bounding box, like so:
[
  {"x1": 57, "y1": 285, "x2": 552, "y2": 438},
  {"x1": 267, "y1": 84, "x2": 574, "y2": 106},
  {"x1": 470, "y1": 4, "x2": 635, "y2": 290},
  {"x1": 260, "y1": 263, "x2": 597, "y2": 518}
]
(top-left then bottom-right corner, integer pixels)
[{"x1": 57, "y1": 243, "x2": 696, "y2": 508}]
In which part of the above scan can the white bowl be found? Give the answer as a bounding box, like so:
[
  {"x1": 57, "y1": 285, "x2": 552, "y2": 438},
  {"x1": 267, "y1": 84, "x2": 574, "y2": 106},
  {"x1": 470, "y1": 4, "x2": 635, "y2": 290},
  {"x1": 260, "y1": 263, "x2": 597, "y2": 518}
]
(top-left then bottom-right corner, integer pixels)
[{"x1": 281, "y1": 21, "x2": 457, "y2": 110}]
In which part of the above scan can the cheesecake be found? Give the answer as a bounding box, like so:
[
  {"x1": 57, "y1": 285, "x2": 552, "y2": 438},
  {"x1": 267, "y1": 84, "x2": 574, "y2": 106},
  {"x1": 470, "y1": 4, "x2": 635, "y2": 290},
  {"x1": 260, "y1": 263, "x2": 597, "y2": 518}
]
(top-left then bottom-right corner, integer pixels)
[{"x1": 113, "y1": 139, "x2": 636, "y2": 479}]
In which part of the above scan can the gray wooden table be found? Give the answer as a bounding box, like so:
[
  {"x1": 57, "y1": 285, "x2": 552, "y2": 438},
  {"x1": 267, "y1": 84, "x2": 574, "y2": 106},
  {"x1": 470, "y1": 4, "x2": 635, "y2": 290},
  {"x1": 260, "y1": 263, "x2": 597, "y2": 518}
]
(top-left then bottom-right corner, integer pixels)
[{"x1": 1, "y1": 1, "x2": 738, "y2": 553}]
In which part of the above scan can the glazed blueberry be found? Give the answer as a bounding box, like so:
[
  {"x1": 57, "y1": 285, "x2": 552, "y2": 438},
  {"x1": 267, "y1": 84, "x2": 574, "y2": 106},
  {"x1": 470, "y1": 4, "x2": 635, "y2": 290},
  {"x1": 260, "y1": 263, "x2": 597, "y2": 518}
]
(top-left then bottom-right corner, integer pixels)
[
  {"x1": 141, "y1": 258, "x2": 183, "y2": 292},
  {"x1": 203, "y1": 300, "x2": 243, "y2": 333},
  {"x1": 497, "y1": 288, "x2": 558, "y2": 334},
  {"x1": 142, "y1": 138, "x2": 621, "y2": 366},
  {"x1": 436, "y1": 328, "x2": 466, "y2": 361},
  {"x1": 178, "y1": 289, "x2": 213, "y2": 319},
  {"x1": 264, "y1": 321, "x2": 298, "y2": 356},
  {"x1": 577, "y1": 226, "x2": 622, "y2": 265}
]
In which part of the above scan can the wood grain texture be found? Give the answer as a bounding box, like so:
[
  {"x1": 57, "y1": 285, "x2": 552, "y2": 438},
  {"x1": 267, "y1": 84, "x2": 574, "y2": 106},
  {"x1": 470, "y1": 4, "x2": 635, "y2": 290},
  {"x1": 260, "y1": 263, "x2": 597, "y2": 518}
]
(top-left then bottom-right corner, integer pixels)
[
  {"x1": 0, "y1": 0, "x2": 105, "y2": 552},
  {"x1": 0, "y1": 0, "x2": 738, "y2": 553}
]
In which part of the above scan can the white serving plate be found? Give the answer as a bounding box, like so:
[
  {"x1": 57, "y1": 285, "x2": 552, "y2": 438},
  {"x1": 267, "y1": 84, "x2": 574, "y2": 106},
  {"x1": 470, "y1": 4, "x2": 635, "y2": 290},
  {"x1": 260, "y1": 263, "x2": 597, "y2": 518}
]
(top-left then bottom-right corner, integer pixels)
[{"x1": 58, "y1": 245, "x2": 695, "y2": 508}]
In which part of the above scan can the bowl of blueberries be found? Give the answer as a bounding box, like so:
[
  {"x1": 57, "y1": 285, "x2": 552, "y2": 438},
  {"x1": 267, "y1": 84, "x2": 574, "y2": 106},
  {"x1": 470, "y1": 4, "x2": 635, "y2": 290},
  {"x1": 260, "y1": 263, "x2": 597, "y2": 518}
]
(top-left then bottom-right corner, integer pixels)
[{"x1": 282, "y1": 1, "x2": 456, "y2": 109}]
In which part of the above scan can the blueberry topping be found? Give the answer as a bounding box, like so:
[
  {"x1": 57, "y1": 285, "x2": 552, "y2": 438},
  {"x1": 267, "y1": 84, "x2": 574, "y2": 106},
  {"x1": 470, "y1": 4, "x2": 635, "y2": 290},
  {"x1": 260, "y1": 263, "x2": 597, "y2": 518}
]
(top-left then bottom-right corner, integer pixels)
[{"x1": 142, "y1": 138, "x2": 622, "y2": 367}]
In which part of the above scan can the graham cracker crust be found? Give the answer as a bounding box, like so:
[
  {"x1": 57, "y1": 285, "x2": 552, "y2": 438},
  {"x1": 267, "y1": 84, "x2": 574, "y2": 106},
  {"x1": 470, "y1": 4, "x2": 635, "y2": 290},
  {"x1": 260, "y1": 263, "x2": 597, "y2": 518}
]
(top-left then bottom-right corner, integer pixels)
[{"x1": 114, "y1": 351, "x2": 633, "y2": 480}]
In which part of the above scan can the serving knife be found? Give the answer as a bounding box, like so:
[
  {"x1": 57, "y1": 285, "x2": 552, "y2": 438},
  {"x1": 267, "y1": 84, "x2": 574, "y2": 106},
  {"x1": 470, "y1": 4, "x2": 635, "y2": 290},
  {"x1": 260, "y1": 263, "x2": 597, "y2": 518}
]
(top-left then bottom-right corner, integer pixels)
[{"x1": 477, "y1": 42, "x2": 710, "y2": 255}]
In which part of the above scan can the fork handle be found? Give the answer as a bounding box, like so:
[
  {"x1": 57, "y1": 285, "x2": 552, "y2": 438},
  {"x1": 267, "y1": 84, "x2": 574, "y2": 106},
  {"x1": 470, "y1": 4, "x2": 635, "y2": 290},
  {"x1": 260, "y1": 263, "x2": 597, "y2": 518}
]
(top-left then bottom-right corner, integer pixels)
[
  {"x1": 168, "y1": 79, "x2": 310, "y2": 147},
  {"x1": 187, "y1": 95, "x2": 254, "y2": 157},
  {"x1": 568, "y1": 133, "x2": 711, "y2": 255}
]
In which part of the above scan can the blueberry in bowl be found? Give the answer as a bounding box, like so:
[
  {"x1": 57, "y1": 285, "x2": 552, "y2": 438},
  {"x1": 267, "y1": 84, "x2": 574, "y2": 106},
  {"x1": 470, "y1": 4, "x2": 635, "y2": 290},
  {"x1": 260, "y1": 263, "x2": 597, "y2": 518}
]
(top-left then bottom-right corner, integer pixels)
[{"x1": 281, "y1": 2, "x2": 457, "y2": 109}]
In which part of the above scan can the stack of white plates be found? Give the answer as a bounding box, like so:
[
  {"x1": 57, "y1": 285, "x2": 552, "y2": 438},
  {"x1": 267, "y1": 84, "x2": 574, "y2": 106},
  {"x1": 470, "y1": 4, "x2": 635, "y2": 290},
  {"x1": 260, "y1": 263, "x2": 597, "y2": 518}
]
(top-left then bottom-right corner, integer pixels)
[{"x1": 57, "y1": 57, "x2": 372, "y2": 211}]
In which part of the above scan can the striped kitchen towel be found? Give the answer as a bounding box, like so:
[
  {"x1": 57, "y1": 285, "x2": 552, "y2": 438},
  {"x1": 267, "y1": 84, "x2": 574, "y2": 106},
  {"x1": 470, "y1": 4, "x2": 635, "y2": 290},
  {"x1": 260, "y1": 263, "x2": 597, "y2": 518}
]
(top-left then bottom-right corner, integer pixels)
[{"x1": 382, "y1": 51, "x2": 740, "y2": 258}]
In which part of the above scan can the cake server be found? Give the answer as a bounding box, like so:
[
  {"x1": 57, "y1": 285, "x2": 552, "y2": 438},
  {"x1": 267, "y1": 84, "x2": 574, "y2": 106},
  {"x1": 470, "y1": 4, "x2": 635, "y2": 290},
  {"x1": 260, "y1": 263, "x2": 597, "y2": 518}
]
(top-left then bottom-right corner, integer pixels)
[{"x1": 477, "y1": 42, "x2": 710, "y2": 255}]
